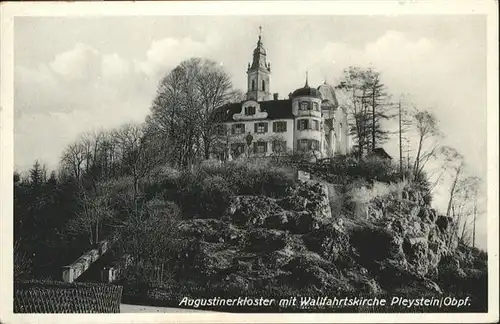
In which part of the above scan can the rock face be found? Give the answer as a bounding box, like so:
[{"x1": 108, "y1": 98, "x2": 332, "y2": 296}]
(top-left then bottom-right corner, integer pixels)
[{"x1": 171, "y1": 179, "x2": 485, "y2": 311}]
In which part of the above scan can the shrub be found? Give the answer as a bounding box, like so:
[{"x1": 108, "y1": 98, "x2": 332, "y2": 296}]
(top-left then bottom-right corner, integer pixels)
[
  {"x1": 143, "y1": 165, "x2": 181, "y2": 200},
  {"x1": 196, "y1": 159, "x2": 295, "y2": 198},
  {"x1": 199, "y1": 175, "x2": 234, "y2": 218},
  {"x1": 177, "y1": 173, "x2": 235, "y2": 219}
]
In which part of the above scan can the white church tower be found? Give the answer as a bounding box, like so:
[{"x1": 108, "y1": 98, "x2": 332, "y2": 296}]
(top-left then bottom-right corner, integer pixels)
[{"x1": 246, "y1": 27, "x2": 272, "y2": 102}]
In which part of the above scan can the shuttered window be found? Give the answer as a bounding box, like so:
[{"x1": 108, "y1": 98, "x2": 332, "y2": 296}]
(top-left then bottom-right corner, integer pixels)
[
  {"x1": 254, "y1": 122, "x2": 268, "y2": 133},
  {"x1": 273, "y1": 121, "x2": 287, "y2": 132},
  {"x1": 298, "y1": 119, "x2": 320, "y2": 131},
  {"x1": 253, "y1": 141, "x2": 268, "y2": 153},
  {"x1": 297, "y1": 119, "x2": 309, "y2": 130},
  {"x1": 231, "y1": 143, "x2": 245, "y2": 155}
]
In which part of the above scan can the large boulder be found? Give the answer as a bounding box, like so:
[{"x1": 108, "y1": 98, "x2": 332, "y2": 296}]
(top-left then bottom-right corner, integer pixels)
[
  {"x1": 302, "y1": 219, "x2": 350, "y2": 264},
  {"x1": 280, "y1": 252, "x2": 353, "y2": 293},
  {"x1": 278, "y1": 180, "x2": 332, "y2": 220},
  {"x1": 226, "y1": 196, "x2": 284, "y2": 227},
  {"x1": 350, "y1": 224, "x2": 406, "y2": 265}
]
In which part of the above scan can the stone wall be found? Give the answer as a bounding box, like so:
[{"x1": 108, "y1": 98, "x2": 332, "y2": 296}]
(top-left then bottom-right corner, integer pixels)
[{"x1": 62, "y1": 240, "x2": 110, "y2": 283}]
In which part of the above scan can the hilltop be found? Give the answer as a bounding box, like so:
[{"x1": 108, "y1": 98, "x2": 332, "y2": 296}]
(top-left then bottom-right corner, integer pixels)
[{"x1": 115, "y1": 157, "x2": 487, "y2": 313}]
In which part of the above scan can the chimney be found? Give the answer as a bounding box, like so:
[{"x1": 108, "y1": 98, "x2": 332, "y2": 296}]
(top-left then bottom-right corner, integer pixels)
[{"x1": 273, "y1": 93, "x2": 279, "y2": 100}]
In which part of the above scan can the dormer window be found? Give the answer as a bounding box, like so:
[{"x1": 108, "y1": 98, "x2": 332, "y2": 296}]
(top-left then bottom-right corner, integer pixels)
[{"x1": 245, "y1": 106, "x2": 256, "y2": 115}]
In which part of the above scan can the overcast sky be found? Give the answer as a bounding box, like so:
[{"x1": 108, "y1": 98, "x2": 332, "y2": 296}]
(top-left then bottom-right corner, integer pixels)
[{"x1": 13, "y1": 15, "x2": 487, "y2": 248}]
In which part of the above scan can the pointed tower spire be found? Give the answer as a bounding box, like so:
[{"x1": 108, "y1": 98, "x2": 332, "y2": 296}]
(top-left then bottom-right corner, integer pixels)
[
  {"x1": 305, "y1": 70, "x2": 309, "y2": 87},
  {"x1": 246, "y1": 25, "x2": 271, "y2": 101}
]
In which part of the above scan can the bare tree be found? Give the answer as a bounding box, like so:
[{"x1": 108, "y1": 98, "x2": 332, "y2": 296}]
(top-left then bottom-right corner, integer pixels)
[
  {"x1": 412, "y1": 110, "x2": 442, "y2": 180},
  {"x1": 453, "y1": 175, "x2": 482, "y2": 247},
  {"x1": 439, "y1": 146, "x2": 465, "y2": 217},
  {"x1": 147, "y1": 58, "x2": 238, "y2": 168},
  {"x1": 196, "y1": 60, "x2": 233, "y2": 160},
  {"x1": 397, "y1": 95, "x2": 417, "y2": 178},
  {"x1": 60, "y1": 142, "x2": 86, "y2": 182},
  {"x1": 67, "y1": 187, "x2": 113, "y2": 245},
  {"x1": 112, "y1": 123, "x2": 164, "y2": 199}
]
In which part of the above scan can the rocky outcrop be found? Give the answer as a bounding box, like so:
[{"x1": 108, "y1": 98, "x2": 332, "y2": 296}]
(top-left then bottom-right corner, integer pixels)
[{"x1": 168, "y1": 179, "x2": 486, "y2": 311}]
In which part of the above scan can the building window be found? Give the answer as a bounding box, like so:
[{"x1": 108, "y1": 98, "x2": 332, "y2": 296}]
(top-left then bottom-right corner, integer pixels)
[
  {"x1": 232, "y1": 123, "x2": 245, "y2": 135},
  {"x1": 297, "y1": 139, "x2": 320, "y2": 151},
  {"x1": 297, "y1": 139, "x2": 309, "y2": 151},
  {"x1": 297, "y1": 119, "x2": 320, "y2": 131},
  {"x1": 312, "y1": 102, "x2": 319, "y2": 111},
  {"x1": 297, "y1": 119, "x2": 309, "y2": 130},
  {"x1": 254, "y1": 122, "x2": 268, "y2": 133},
  {"x1": 272, "y1": 140, "x2": 287, "y2": 152},
  {"x1": 253, "y1": 141, "x2": 268, "y2": 153},
  {"x1": 299, "y1": 101, "x2": 310, "y2": 111},
  {"x1": 231, "y1": 143, "x2": 245, "y2": 156},
  {"x1": 262, "y1": 80, "x2": 266, "y2": 91},
  {"x1": 339, "y1": 122, "x2": 343, "y2": 141},
  {"x1": 311, "y1": 139, "x2": 320, "y2": 150},
  {"x1": 245, "y1": 106, "x2": 256, "y2": 115},
  {"x1": 273, "y1": 121, "x2": 287, "y2": 132},
  {"x1": 251, "y1": 80, "x2": 256, "y2": 91}
]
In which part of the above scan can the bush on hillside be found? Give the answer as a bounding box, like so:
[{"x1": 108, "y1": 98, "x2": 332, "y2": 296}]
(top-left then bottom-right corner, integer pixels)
[
  {"x1": 143, "y1": 165, "x2": 181, "y2": 200},
  {"x1": 199, "y1": 159, "x2": 295, "y2": 198},
  {"x1": 295, "y1": 154, "x2": 401, "y2": 186},
  {"x1": 177, "y1": 173, "x2": 235, "y2": 219}
]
